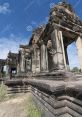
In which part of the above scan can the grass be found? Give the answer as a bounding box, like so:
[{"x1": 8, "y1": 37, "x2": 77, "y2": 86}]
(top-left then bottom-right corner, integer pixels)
[
  {"x1": 0, "y1": 85, "x2": 42, "y2": 117},
  {"x1": 27, "y1": 98, "x2": 41, "y2": 117},
  {"x1": 0, "y1": 84, "x2": 21, "y2": 101},
  {"x1": 0, "y1": 84, "x2": 8, "y2": 102}
]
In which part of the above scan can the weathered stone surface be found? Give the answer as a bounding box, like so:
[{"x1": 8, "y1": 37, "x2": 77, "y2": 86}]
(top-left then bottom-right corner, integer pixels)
[
  {"x1": 76, "y1": 36, "x2": 82, "y2": 72},
  {"x1": 26, "y1": 79, "x2": 82, "y2": 117},
  {"x1": 1, "y1": 1, "x2": 82, "y2": 117},
  {"x1": 4, "y1": 77, "x2": 82, "y2": 117}
]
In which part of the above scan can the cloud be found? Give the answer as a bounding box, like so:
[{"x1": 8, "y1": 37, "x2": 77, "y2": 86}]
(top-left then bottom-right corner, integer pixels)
[
  {"x1": 0, "y1": 34, "x2": 29, "y2": 59},
  {"x1": 26, "y1": 25, "x2": 33, "y2": 32},
  {"x1": 0, "y1": 24, "x2": 12, "y2": 34},
  {"x1": 0, "y1": 3, "x2": 11, "y2": 14},
  {"x1": 24, "y1": 1, "x2": 35, "y2": 11},
  {"x1": 31, "y1": 21, "x2": 37, "y2": 25},
  {"x1": 24, "y1": 0, "x2": 49, "y2": 11},
  {"x1": 50, "y1": 2, "x2": 55, "y2": 9}
]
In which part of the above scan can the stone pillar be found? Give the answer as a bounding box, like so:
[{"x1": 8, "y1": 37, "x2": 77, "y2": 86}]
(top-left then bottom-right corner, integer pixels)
[
  {"x1": 76, "y1": 36, "x2": 82, "y2": 71},
  {"x1": 65, "y1": 47, "x2": 69, "y2": 65},
  {"x1": 25, "y1": 59, "x2": 27, "y2": 72},
  {"x1": 64, "y1": 46, "x2": 70, "y2": 70},
  {"x1": 51, "y1": 29, "x2": 66, "y2": 70},
  {"x1": 32, "y1": 48, "x2": 36, "y2": 73},
  {"x1": 35, "y1": 49, "x2": 40, "y2": 73},
  {"x1": 20, "y1": 53, "x2": 25, "y2": 72},
  {"x1": 32, "y1": 48, "x2": 40, "y2": 73},
  {"x1": 6, "y1": 65, "x2": 10, "y2": 77},
  {"x1": 25, "y1": 57, "x2": 31, "y2": 72},
  {"x1": 17, "y1": 64, "x2": 20, "y2": 73},
  {"x1": 0, "y1": 66, "x2": 4, "y2": 78},
  {"x1": 40, "y1": 43, "x2": 48, "y2": 72}
]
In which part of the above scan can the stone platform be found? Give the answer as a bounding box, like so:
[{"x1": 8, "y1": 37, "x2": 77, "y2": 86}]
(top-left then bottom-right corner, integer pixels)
[
  {"x1": 4, "y1": 72, "x2": 82, "y2": 117},
  {"x1": 25, "y1": 79, "x2": 82, "y2": 117}
]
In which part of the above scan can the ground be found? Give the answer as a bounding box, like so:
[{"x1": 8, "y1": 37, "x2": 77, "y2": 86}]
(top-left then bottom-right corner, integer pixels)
[{"x1": 0, "y1": 93, "x2": 30, "y2": 117}]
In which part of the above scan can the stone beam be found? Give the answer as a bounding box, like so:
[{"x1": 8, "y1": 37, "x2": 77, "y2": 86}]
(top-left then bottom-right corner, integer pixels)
[{"x1": 53, "y1": 23, "x2": 81, "y2": 36}]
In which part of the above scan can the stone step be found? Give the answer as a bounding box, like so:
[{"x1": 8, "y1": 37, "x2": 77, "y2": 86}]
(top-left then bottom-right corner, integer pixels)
[{"x1": 7, "y1": 86, "x2": 29, "y2": 94}]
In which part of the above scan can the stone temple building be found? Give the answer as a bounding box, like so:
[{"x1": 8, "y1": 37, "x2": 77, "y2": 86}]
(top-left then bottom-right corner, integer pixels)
[
  {"x1": 1, "y1": 1, "x2": 82, "y2": 78},
  {"x1": 16, "y1": 1, "x2": 82, "y2": 76},
  {"x1": 1, "y1": 1, "x2": 82, "y2": 117}
]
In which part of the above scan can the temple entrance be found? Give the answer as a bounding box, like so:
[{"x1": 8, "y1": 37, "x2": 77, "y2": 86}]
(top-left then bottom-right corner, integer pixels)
[{"x1": 10, "y1": 68, "x2": 17, "y2": 79}]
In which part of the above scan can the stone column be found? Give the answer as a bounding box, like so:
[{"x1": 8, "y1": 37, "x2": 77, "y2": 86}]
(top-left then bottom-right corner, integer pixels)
[
  {"x1": 64, "y1": 46, "x2": 70, "y2": 70},
  {"x1": 35, "y1": 49, "x2": 40, "y2": 73},
  {"x1": 25, "y1": 56, "x2": 31, "y2": 73},
  {"x1": 1, "y1": 66, "x2": 4, "y2": 77},
  {"x1": 6, "y1": 65, "x2": 9, "y2": 77},
  {"x1": 32, "y1": 47, "x2": 40, "y2": 73},
  {"x1": 40, "y1": 43, "x2": 48, "y2": 72},
  {"x1": 65, "y1": 47, "x2": 69, "y2": 65},
  {"x1": 76, "y1": 36, "x2": 82, "y2": 71},
  {"x1": 51, "y1": 29, "x2": 66, "y2": 70},
  {"x1": 32, "y1": 48, "x2": 36, "y2": 73},
  {"x1": 25, "y1": 59, "x2": 28, "y2": 72},
  {"x1": 20, "y1": 52, "x2": 25, "y2": 72},
  {"x1": 25, "y1": 59, "x2": 27, "y2": 72},
  {"x1": 17, "y1": 64, "x2": 20, "y2": 73}
]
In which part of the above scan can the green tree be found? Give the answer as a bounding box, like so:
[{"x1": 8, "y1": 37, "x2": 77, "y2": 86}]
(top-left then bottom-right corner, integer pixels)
[{"x1": 71, "y1": 67, "x2": 80, "y2": 72}]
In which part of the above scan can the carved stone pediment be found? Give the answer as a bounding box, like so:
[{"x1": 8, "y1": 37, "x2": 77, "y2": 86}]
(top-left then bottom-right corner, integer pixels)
[{"x1": 49, "y1": 2, "x2": 82, "y2": 34}]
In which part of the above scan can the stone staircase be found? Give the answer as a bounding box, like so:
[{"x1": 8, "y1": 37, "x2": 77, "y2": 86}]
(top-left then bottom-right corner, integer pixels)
[{"x1": 7, "y1": 85, "x2": 29, "y2": 95}]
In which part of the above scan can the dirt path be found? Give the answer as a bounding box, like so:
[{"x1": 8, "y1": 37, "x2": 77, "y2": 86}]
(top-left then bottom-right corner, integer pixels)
[{"x1": 0, "y1": 93, "x2": 30, "y2": 117}]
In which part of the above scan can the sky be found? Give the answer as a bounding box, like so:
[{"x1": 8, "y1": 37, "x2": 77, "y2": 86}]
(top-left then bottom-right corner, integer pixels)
[{"x1": 0, "y1": 0, "x2": 82, "y2": 69}]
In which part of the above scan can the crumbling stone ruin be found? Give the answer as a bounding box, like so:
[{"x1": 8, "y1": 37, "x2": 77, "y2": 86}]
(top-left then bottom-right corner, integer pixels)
[
  {"x1": 10, "y1": 2, "x2": 82, "y2": 75},
  {"x1": 1, "y1": 1, "x2": 82, "y2": 117}
]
